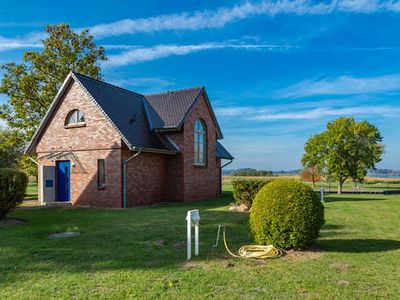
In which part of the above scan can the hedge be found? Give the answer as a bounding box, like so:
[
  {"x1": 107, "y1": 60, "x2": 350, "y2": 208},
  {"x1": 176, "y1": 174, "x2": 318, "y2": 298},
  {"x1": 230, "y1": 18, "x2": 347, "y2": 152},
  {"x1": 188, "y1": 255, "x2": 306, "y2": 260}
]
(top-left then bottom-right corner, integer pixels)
[
  {"x1": 250, "y1": 179, "x2": 324, "y2": 250},
  {"x1": 232, "y1": 179, "x2": 273, "y2": 208},
  {"x1": 0, "y1": 168, "x2": 28, "y2": 218}
]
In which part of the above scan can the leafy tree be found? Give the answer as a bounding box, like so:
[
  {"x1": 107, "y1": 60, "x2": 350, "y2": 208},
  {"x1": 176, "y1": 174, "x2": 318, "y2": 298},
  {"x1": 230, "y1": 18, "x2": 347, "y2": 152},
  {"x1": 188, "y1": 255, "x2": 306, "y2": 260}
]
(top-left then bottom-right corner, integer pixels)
[
  {"x1": 0, "y1": 128, "x2": 36, "y2": 176},
  {"x1": 299, "y1": 167, "x2": 321, "y2": 187},
  {"x1": 232, "y1": 169, "x2": 274, "y2": 177},
  {"x1": 0, "y1": 128, "x2": 23, "y2": 168},
  {"x1": 302, "y1": 117, "x2": 384, "y2": 194},
  {"x1": 0, "y1": 24, "x2": 107, "y2": 141}
]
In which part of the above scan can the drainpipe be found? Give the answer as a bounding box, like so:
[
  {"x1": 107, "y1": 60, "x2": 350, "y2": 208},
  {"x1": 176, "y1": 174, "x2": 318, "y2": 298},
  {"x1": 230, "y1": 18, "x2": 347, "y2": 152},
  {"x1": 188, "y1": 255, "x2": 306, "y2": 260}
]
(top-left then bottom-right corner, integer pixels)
[
  {"x1": 220, "y1": 159, "x2": 233, "y2": 194},
  {"x1": 122, "y1": 148, "x2": 142, "y2": 208}
]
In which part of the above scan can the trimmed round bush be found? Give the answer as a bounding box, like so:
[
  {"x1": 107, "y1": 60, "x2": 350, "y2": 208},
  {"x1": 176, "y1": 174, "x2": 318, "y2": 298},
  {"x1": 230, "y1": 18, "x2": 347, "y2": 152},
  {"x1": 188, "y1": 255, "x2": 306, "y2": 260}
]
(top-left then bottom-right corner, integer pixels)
[
  {"x1": 250, "y1": 179, "x2": 324, "y2": 250},
  {"x1": 0, "y1": 168, "x2": 28, "y2": 218}
]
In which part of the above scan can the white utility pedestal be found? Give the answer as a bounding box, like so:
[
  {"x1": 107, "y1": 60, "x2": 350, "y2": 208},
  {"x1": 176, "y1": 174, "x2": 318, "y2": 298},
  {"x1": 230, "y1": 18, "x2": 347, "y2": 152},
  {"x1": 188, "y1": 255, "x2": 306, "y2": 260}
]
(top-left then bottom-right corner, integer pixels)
[
  {"x1": 320, "y1": 187, "x2": 325, "y2": 202},
  {"x1": 186, "y1": 209, "x2": 200, "y2": 260}
]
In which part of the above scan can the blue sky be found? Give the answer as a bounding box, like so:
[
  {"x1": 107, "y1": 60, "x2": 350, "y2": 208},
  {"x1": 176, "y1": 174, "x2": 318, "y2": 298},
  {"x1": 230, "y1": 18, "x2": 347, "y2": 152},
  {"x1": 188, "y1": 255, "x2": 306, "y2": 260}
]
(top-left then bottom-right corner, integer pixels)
[{"x1": 1, "y1": 0, "x2": 400, "y2": 170}]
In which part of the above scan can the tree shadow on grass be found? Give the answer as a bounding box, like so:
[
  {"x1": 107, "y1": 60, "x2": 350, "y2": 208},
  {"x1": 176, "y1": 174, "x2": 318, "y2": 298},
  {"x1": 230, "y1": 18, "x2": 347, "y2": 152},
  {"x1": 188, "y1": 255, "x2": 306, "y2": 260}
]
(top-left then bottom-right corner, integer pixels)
[
  {"x1": 324, "y1": 196, "x2": 386, "y2": 202},
  {"x1": 0, "y1": 192, "x2": 252, "y2": 279},
  {"x1": 317, "y1": 239, "x2": 400, "y2": 253}
]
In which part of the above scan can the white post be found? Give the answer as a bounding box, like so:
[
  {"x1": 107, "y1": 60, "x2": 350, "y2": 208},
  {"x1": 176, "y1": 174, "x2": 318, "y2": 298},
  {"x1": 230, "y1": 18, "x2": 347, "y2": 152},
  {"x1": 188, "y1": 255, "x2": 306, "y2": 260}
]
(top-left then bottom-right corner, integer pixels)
[
  {"x1": 187, "y1": 211, "x2": 192, "y2": 260},
  {"x1": 194, "y1": 223, "x2": 199, "y2": 256},
  {"x1": 320, "y1": 187, "x2": 325, "y2": 202},
  {"x1": 186, "y1": 209, "x2": 200, "y2": 260}
]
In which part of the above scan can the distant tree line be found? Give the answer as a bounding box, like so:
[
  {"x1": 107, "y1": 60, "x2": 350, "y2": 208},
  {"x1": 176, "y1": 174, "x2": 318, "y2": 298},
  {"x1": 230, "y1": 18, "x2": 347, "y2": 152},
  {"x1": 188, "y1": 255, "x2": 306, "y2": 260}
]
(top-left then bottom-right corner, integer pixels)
[{"x1": 231, "y1": 168, "x2": 274, "y2": 177}]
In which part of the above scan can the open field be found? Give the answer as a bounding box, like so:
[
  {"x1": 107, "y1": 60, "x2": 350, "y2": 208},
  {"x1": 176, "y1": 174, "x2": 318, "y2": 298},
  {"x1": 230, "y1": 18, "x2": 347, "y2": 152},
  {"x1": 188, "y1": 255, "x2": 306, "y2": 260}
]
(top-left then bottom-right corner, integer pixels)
[
  {"x1": 2, "y1": 185, "x2": 399, "y2": 299},
  {"x1": 223, "y1": 176, "x2": 400, "y2": 193}
]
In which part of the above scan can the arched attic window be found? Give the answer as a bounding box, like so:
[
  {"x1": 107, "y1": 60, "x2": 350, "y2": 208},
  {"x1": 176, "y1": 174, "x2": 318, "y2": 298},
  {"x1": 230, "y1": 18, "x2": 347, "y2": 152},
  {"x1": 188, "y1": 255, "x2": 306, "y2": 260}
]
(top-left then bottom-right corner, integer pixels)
[
  {"x1": 65, "y1": 109, "x2": 85, "y2": 126},
  {"x1": 194, "y1": 118, "x2": 206, "y2": 165}
]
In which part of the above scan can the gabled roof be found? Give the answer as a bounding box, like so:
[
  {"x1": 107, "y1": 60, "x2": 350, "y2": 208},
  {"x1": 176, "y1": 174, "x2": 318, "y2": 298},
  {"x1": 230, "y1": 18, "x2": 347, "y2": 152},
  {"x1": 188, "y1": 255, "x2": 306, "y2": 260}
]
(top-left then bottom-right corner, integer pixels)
[
  {"x1": 25, "y1": 72, "x2": 230, "y2": 157},
  {"x1": 216, "y1": 141, "x2": 234, "y2": 160},
  {"x1": 73, "y1": 73, "x2": 172, "y2": 152},
  {"x1": 144, "y1": 87, "x2": 223, "y2": 139},
  {"x1": 26, "y1": 72, "x2": 177, "y2": 154}
]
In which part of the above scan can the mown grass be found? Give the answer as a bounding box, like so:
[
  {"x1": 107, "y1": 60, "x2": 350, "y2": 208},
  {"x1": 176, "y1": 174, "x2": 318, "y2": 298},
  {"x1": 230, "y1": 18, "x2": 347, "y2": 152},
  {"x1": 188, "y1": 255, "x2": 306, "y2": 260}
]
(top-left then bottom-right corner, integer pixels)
[
  {"x1": 24, "y1": 182, "x2": 38, "y2": 201},
  {"x1": 2, "y1": 185, "x2": 400, "y2": 299},
  {"x1": 223, "y1": 176, "x2": 400, "y2": 192}
]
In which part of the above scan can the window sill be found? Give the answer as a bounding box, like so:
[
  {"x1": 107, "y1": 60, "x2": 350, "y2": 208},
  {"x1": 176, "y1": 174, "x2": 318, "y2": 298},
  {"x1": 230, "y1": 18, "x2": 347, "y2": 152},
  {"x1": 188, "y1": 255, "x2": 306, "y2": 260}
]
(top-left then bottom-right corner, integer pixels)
[
  {"x1": 98, "y1": 185, "x2": 106, "y2": 190},
  {"x1": 64, "y1": 123, "x2": 86, "y2": 129},
  {"x1": 194, "y1": 163, "x2": 207, "y2": 168}
]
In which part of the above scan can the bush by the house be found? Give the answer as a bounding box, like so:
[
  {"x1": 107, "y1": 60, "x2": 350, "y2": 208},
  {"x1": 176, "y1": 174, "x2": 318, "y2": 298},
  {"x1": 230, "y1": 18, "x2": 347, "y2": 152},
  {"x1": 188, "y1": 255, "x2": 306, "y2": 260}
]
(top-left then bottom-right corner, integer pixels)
[
  {"x1": 0, "y1": 168, "x2": 28, "y2": 218},
  {"x1": 232, "y1": 179, "x2": 273, "y2": 208},
  {"x1": 250, "y1": 179, "x2": 324, "y2": 250}
]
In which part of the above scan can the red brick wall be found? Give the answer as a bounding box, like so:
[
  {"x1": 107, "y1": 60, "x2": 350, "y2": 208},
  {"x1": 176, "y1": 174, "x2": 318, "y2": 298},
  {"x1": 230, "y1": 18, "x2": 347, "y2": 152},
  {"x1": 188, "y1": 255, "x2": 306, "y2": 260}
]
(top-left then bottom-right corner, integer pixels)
[
  {"x1": 123, "y1": 150, "x2": 168, "y2": 206},
  {"x1": 167, "y1": 92, "x2": 220, "y2": 202},
  {"x1": 36, "y1": 80, "x2": 123, "y2": 207},
  {"x1": 165, "y1": 132, "x2": 185, "y2": 202}
]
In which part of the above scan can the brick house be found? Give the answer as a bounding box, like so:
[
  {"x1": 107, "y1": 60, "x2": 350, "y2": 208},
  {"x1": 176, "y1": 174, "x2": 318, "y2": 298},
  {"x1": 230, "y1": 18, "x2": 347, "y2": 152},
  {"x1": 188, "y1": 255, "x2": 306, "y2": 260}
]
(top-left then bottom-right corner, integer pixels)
[{"x1": 25, "y1": 72, "x2": 233, "y2": 207}]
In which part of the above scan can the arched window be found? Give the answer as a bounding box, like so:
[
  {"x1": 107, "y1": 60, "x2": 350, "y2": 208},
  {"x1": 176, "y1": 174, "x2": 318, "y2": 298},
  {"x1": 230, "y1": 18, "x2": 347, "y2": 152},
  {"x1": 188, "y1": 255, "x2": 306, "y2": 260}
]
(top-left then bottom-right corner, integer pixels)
[
  {"x1": 65, "y1": 109, "x2": 85, "y2": 126},
  {"x1": 194, "y1": 118, "x2": 206, "y2": 165}
]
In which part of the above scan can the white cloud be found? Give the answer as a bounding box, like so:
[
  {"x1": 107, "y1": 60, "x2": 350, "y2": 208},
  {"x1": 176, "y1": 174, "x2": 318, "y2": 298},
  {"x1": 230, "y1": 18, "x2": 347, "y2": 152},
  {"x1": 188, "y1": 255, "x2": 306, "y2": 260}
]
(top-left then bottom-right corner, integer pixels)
[
  {"x1": 90, "y1": 0, "x2": 400, "y2": 37},
  {"x1": 215, "y1": 104, "x2": 400, "y2": 121},
  {"x1": 277, "y1": 74, "x2": 400, "y2": 98},
  {"x1": 107, "y1": 77, "x2": 174, "y2": 93},
  {"x1": 0, "y1": 32, "x2": 44, "y2": 52},
  {"x1": 104, "y1": 42, "x2": 295, "y2": 67}
]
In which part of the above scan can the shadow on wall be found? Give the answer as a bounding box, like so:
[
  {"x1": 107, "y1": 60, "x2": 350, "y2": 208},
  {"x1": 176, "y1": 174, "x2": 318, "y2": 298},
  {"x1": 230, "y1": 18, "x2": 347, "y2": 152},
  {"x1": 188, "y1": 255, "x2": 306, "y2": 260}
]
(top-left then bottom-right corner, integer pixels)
[{"x1": 73, "y1": 143, "x2": 122, "y2": 207}]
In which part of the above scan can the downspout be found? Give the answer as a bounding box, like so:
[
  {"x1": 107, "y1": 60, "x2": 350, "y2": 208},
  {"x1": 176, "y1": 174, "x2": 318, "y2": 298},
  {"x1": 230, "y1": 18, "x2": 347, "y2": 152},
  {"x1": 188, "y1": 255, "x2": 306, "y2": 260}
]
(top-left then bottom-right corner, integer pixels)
[
  {"x1": 220, "y1": 159, "x2": 233, "y2": 195},
  {"x1": 122, "y1": 148, "x2": 142, "y2": 208}
]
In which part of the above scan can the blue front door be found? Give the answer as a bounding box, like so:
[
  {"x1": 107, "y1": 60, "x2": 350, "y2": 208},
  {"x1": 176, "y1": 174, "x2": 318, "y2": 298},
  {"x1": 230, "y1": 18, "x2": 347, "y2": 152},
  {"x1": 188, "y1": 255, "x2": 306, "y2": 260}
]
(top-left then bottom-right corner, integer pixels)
[{"x1": 56, "y1": 160, "x2": 70, "y2": 202}]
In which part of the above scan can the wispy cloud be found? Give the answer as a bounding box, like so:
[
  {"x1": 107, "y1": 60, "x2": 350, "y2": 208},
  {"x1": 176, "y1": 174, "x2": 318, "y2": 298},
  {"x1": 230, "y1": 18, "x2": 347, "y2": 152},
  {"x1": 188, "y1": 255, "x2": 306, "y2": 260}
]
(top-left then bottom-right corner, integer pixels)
[
  {"x1": 104, "y1": 42, "x2": 295, "y2": 67},
  {"x1": 277, "y1": 74, "x2": 400, "y2": 98},
  {"x1": 0, "y1": 32, "x2": 44, "y2": 52},
  {"x1": 215, "y1": 104, "x2": 400, "y2": 121},
  {"x1": 90, "y1": 0, "x2": 400, "y2": 37},
  {"x1": 107, "y1": 77, "x2": 174, "y2": 93}
]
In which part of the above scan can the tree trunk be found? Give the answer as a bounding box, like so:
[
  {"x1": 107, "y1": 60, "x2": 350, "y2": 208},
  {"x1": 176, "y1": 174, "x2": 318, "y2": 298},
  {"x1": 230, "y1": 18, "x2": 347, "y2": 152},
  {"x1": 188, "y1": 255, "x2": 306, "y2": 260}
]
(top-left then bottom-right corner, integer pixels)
[{"x1": 338, "y1": 180, "x2": 344, "y2": 194}]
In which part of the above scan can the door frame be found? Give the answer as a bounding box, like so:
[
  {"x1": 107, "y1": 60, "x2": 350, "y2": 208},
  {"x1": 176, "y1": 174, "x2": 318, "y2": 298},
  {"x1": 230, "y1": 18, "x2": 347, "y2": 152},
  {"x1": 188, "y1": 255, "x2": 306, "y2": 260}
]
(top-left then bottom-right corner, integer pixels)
[{"x1": 56, "y1": 160, "x2": 71, "y2": 202}]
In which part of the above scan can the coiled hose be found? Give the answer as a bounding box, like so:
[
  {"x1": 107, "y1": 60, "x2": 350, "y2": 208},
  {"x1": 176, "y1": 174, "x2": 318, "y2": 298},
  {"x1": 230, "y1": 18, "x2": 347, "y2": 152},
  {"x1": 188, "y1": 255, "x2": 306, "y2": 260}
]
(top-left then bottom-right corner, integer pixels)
[{"x1": 213, "y1": 224, "x2": 283, "y2": 259}]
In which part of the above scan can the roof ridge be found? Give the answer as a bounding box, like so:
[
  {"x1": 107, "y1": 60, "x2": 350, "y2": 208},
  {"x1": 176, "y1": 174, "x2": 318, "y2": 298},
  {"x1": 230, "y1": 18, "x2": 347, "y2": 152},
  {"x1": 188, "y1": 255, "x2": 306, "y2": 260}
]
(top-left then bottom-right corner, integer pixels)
[
  {"x1": 144, "y1": 86, "x2": 204, "y2": 97},
  {"x1": 72, "y1": 72, "x2": 145, "y2": 98}
]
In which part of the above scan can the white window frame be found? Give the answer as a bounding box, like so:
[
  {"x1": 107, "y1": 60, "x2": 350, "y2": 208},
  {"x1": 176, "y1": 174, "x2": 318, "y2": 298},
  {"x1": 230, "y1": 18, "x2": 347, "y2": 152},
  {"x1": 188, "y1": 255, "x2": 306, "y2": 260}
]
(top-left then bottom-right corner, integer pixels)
[
  {"x1": 194, "y1": 118, "x2": 206, "y2": 165},
  {"x1": 66, "y1": 109, "x2": 85, "y2": 126}
]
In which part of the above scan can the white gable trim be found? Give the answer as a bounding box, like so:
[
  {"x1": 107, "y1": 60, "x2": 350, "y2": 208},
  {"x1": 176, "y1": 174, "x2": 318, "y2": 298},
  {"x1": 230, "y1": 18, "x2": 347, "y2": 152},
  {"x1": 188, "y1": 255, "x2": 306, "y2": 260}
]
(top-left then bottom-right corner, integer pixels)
[{"x1": 25, "y1": 72, "x2": 135, "y2": 154}]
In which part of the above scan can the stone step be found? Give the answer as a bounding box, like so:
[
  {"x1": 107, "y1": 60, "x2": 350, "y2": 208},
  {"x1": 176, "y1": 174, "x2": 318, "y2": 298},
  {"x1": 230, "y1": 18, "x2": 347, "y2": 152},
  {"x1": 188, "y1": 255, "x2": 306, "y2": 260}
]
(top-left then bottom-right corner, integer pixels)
[{"x1": 44, "y1": 202, "x2": 72, "y2": 207}]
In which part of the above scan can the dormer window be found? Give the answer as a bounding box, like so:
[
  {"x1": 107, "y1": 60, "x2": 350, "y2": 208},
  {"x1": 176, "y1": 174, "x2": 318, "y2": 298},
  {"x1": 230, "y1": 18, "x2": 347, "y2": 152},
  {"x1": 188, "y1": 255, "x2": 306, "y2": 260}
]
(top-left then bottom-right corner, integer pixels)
[
  {"x1": 65, "y1": 109, "x2": 85, "y2": 126},
  {"x1": 194, "y1": 118, "x2": 206, "y2": 165}
]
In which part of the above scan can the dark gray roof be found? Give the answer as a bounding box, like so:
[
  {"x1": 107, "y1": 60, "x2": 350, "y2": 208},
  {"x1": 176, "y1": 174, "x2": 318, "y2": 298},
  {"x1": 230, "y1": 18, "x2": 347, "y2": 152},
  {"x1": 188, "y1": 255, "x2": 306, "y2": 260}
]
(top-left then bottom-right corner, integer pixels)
[
  {"x1": 73, "y1": 73, "x2": 173, "y2": 152},
  {"x1": 144, "y1": 87, "x2": 223, "y2": 139},
  {"x1": 26, "y1": 72, "x2": 229, "y2": 156},
  {"x1": 144, "y1": 87, "x2": 203, "y2": 129},
  {"x1": 216, "y1": 141, "x2": 234, "y2": 160}
]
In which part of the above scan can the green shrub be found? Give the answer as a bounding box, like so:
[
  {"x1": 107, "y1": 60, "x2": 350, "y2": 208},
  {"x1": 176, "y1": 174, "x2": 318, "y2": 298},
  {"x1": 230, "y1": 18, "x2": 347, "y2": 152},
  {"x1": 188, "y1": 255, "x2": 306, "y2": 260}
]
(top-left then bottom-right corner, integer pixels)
[
  {"x1": 232, "y1": 179, "x2": 273, "y2": 208},
  {"x1": 250, "y1": 179, "x2": 324, "y2": 250},
  {"x1": 0, "y1": 168, "x2": 28, "y2": 218}
]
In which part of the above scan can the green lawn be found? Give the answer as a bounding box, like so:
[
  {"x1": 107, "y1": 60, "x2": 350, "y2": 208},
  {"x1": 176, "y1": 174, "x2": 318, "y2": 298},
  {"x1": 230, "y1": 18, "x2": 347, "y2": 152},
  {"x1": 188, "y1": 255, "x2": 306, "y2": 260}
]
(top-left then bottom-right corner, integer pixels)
[
  {"x1": 24, "y1": 182, "x2": 38, "y2": 201},
  {"x1": 1, "y1": 185, "x2": 400, "y2": 299}
]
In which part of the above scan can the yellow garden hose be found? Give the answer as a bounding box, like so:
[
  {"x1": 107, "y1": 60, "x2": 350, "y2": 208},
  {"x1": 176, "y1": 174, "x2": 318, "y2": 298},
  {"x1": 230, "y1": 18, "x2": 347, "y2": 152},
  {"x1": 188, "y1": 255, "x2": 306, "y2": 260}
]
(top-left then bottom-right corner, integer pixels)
[{"x1": 213, "y1": 224, "x2": 283, "y2": 259}]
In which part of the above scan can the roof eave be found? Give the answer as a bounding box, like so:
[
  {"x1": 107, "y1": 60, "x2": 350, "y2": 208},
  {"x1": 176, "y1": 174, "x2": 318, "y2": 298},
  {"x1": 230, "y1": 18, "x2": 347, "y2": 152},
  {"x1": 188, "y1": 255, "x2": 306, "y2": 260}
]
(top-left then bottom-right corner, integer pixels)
[
  {"x1": 131, "y1": 146, "x2": 178, "y2": 155},
  {"x1": 175, "y1": 87, "x2": 224, "y2": 140},
  {"x1": 25, "y1": 72, "x2": 75, "y2": 155}
]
